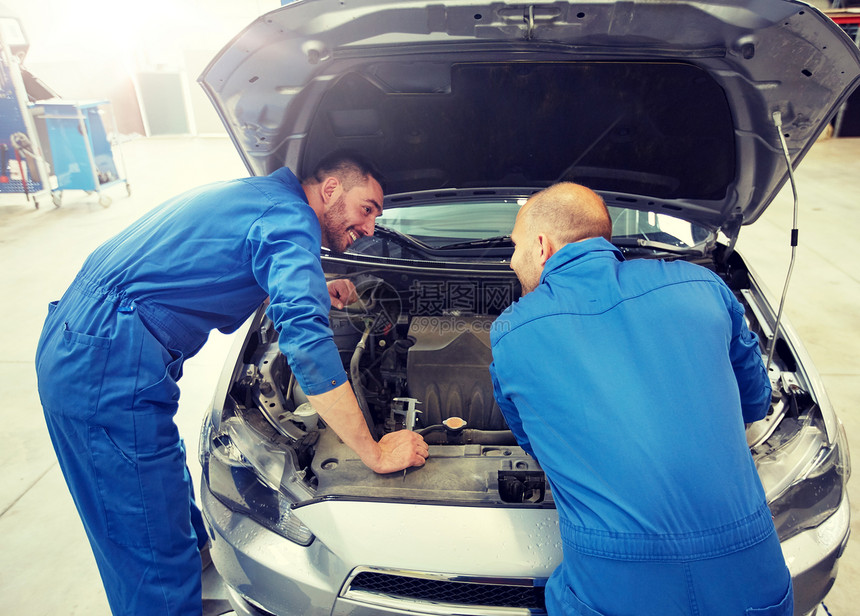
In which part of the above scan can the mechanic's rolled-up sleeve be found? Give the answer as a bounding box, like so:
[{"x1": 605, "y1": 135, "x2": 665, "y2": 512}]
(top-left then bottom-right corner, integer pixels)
[
  {"x1": 248, "y1": 209, "x2": 347, "y2": 396},
  {"x1": 725, "y1": 291, "x2": 772, "y2": 423}
]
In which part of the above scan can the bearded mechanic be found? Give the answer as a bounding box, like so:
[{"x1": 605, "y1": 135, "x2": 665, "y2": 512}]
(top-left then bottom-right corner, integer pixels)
[
  {"x1": 34, "y1": 150, "x2": 429, "y2": 615},
  {"x1": 489, "y1": 182, "x2": 792, "y2": 615}
]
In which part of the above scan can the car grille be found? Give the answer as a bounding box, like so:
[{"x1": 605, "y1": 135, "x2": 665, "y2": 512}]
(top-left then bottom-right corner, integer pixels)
[{"x1": 347, "y1": 571, "x2": 546, "y2": 610}]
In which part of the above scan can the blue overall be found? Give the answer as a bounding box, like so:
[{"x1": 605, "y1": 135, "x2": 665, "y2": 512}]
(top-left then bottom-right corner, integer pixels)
[
  {"x1": 35, "y1": 168, "x2": 346, "y2": 615},
  {"x1": 490, "y1": 238, "x2": 793, "y2": 616}
]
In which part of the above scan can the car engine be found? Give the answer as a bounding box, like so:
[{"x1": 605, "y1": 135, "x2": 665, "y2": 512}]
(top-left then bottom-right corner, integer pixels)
[{"x1": 222, "y1": 255, "x2": 843, "y2": 515}]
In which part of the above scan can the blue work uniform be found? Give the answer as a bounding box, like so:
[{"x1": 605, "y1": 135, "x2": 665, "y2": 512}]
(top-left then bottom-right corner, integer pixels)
[
  {"x1": 35, "y1": 168, "x2": 346, "y2": 615},
  {"x1": 490, "y1": 238, "x2": 792, "y2": 616}
]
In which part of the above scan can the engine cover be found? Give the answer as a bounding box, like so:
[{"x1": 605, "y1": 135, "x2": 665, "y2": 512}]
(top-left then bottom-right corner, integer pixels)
[{"x1": 406, "y1": 316, "x2": 507, "y2": 430}]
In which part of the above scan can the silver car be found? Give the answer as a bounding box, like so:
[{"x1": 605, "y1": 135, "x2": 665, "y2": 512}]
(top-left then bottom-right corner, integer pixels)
[{"x1": 196, "y1": 1, "x2": 858, "y2": 614}]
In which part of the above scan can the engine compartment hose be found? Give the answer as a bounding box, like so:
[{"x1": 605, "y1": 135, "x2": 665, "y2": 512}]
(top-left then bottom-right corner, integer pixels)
[
  {"x1": 350, "y1": 321, "x2": 378, "y2": 439},
  {"x1": 418, "y1": 426, "x2": 518, "y2": 446}
]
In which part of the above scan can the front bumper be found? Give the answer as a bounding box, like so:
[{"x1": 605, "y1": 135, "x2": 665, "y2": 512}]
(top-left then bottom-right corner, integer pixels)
[
  {"x1": 202, "y1": 479, "x2": 850, "y2": 616},
  {"x1": 201, "y1": 484, "x2": 346, "y2": 616},
  {"x1": 202, "y1": 481, "x2": 555, "y2": 615},
  {"x1": 781, "y1": 493, "x2": 851, "y2": 615}
]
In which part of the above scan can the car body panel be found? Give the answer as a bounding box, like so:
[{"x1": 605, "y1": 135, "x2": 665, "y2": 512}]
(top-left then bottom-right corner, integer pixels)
[
  {"x1": 200, "y1": 0, "x2": 860, "y2": 235},
  {"x1": 294, "y1": 500, "x2": 561, "y2": 577},
  {"x1": 201, "y1": 480, "x2": 850, "y2": 616}
]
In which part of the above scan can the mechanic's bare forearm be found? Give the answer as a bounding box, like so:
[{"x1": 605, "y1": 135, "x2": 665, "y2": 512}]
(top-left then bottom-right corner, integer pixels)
[{"x1": 306, "y1": 383, "x2": 383, "y2": 469}]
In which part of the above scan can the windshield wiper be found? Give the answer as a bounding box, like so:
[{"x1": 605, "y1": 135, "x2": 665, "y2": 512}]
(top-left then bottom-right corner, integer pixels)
[
  {"x1": 371, "y1": 224, "x2": 430, "y2": 248},
  {"x1": 443, "y1": 236, "x2": 699, "y2": 254},
  {"x1": 372, "y1": 228, "x2": 699, "y2": 256},
  {"x1": 435, "y1": 235, "x2": 512, "y2": 250},
  {"x1": 612, "y1": 238, "x2": 705, "y2": 256}
]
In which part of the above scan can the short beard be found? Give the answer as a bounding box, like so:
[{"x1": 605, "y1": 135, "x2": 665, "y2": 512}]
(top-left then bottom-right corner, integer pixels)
[
  {"x1": 321, "y1": 195, "x2": 349, "y2": 254},
  {"x1": 515, "y1": 255, "x2": 542, "y2": 297},
  {"x1": 517, "y1": 274, "x2": 538, "y2": 297}
]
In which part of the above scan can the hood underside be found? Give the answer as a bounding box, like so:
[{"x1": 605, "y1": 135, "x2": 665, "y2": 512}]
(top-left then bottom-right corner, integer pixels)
[{"x1": 199, "y1": 0, "x2": 860, "y2": 232}]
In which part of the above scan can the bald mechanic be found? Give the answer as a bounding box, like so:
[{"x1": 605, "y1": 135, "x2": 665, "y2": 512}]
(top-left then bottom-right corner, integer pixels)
[
  {"x1": 35, "y1": 151, "x2": 429, "y2": 615},
  {"x1": 490, "y1": 183, "x2": 792, "y2": 616}
]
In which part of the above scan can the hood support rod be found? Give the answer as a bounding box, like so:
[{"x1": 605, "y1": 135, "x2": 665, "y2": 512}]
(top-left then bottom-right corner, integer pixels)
[{"x1": 766, "y1": 111, "x2": 800, "y2": 368}]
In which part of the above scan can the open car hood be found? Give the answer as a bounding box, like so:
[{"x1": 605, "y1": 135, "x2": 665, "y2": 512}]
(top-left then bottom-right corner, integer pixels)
[{"x1": 199, "y1": 0, "x2": 860, "y2": 235}]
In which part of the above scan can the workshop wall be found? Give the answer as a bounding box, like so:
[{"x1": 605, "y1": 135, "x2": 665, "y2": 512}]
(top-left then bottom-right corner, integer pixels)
[{"x1": 12, "y1": 0, "x2": 279, "y2": 136}]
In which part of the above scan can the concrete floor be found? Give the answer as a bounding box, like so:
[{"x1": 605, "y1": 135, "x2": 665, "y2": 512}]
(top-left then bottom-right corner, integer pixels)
[{"x1": 0, "y1": 135, "x2": 857, "y2": 615}]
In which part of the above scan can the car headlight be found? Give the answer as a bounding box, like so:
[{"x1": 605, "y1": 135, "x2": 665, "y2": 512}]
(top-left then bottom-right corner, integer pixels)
[
  {"x1": 202, "y1": 413, "x2": 315, "y2": 546},
  {"x1": 756, "y1": 411, "x2": 850, "y2": 543}
]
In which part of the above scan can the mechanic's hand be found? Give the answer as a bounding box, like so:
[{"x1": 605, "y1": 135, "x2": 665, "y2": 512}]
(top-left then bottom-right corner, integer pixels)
[
  {"x1": 369, "y1": 430, "x2": 429, "y2": 474},
  {"x1": 327, "y1": 279, "x2": 357, "y2": 310}
]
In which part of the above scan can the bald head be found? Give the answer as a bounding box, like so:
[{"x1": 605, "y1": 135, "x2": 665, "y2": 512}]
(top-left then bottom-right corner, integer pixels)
[
  {"x1": 509, "y1": 183, "x2": 612, "y2": 295},
  {"x1": 521, "y1": 182, "x2": 612, "y2": 245}
]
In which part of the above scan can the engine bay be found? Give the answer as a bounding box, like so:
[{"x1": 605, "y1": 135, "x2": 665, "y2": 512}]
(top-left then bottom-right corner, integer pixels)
[
  {"x1": 214, "y1": 247, "x2": 826, "y2": 509},
  {"x1": 226, "y1": 270, "x2": 547, "y2": 504}
]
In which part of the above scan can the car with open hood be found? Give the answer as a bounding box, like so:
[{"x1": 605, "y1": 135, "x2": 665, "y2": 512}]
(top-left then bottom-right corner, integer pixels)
[{"x1": 196, "y1": 1, "x2": 859, "y2": 614}]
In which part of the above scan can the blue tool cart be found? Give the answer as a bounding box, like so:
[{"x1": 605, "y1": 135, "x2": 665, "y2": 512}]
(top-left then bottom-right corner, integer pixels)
[
  {"x1": 0, "y1": 14, "x2": 52, "y2": 208},
  {"x1": 31, "y1": 100, "x2": 130, "y2": 207}
]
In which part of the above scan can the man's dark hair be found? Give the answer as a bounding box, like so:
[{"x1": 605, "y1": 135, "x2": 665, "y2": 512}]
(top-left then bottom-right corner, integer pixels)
[{"x1": 303, "y1": 150, "x2": 386, "y2": 192}]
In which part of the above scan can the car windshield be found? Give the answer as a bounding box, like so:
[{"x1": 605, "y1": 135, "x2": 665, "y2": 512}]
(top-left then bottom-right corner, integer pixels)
[
  {"x1": 377, "y1": 200, "x2": 522, "y2": 248},
  {"x1": 376, "y1": 200, "x2": 712, "y2": 250}
]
